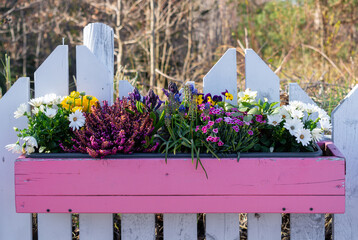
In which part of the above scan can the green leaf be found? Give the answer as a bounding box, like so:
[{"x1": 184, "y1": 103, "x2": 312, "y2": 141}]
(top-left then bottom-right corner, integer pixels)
[{"x1": 247, "y1": 108, "x2": 260, "y2": 115}]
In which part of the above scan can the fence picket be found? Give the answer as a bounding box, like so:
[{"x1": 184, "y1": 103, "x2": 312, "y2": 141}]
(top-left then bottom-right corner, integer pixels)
[
  {"x1": 76, "y1": 24, "x2": 115, "y2": 240},
  {"x1": 163, "y1": 214, "x2": 197, "y2": 240},
  {"x1": 245, "y1": 48, "x2": 281, "y2": 240},
  {"x1": 203, "y1": 48, "x2": 237, "y2": 104},
  {"x1": 332, "y1": 85, "x2": 358, "y2": 239},
  {"x1": 0, "y1": 77, "x2": 32, "y2": 240},
  {"x1": 206, "y1": 213, "x2": 240, "y2": 240},
  {"x1": 121, "y1": 214, "x2": 155, "y2": 240},
  {"x1": 289, "y1": 83, "x2": 325, "y2": 240},
  {"x1": 34, "y1": 45, "x2": 72, "y2": 240}
]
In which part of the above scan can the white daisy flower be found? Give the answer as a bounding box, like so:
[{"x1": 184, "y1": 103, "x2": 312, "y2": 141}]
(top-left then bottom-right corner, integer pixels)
[
  {"x1": 32, "y1": 107, "x2": 39, "y2": 115},
  {"x1": 284, "y1": 105, "x2": 296, "y2": 116},
  {"x1": 5, "y1": 143, "x2": 23, "y2": 154},
  {"x1": 14, "y1": 103, "x2": 28, "y2": 119},
  {"x1": 278, "y1": 107, "x2": 290, "y2": 120},
  {"x1": 44, "y1": 107, "x2": 57, "y2": 118},
  {"x1": 304, "y1": 103, "x2": 317, "y2": 114},
  {"x1": 267, "y1": 114, "x2": 282, "y2": 126},
  {"x1": 26, "y1": 146, "x2": 35, "y2": 154},
  {"x1": 319, "y1": 118, "x2": 332, "y2": 131},
  {"x1": 290, "y1": 109, "x2": 304, "y2": 119},
  {"x1": 295, "y1": 128, "x2": 312, "y2": 146},
  {"x1": 29, "y1": 97, "x2": 44, "y2": 107},
  {"x1": 43, "y1": 93, "x2": 59, "y2": 105},
  {"x1": 39, "y1": 105, "x2": 45, "y2": 112},
  {"x1": 311, "y1": 128, "x2": 323, "y2": 142},
  {"x1": 284, "y1": 118, "x2": 304, "y2": 136},
  {"x1": 290, "y1": 101, "x2": 305, "y2": 110},
  {"x1": 69, "y1": 110, "x2": 86, "y2": 130},
  {"x1": 23, "y1": 136, "x2": 38, "y2": 148}
]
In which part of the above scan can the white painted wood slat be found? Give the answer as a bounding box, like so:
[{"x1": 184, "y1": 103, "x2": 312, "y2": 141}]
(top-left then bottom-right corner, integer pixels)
[
  {"x1": 289, "y1": 83, "x2": 325, "y2": 240},
  {"x1": 203, "y1": 48, "x2": 237, "y2": 104},
  {"x1": 121, "y1": 214, "x2": 155, "y2": 240},
  {"x1": 164, "y1": 214, "x2": 197, "y2": 240},
  {"x1": 206, "y1": 213, "x2": 240, "y2": 240},
  {"x1": 245, "y1": 48, "x2": 281, "y2": 240},
  {"x1": 77, "y1": 23, "x2": 115, "y2": 240},
  {"x1": 0, "y1": 77, "x2": 32, "y2": 240},
  {"x1": 332, "y1": 84, "x2": 358, "y2": 240},
  {"x1": 35, "y1": 45, "x2": 72, "y2": 240}
]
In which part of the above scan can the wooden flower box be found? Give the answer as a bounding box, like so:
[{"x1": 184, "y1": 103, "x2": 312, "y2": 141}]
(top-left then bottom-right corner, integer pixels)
[{"x1": 15, "y1": 141, "x2": 345, "y2": 214}]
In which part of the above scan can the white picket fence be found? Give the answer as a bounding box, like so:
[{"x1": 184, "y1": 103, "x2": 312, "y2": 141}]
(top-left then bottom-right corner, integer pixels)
[{"x1": 1, "y1": 23, "x2": 357, "y2": 240}]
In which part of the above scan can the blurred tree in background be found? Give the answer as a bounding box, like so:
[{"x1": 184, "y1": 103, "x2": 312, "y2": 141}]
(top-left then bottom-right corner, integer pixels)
[{"x1": 0, "y1": 0, "x2": 357, "y2": 113}]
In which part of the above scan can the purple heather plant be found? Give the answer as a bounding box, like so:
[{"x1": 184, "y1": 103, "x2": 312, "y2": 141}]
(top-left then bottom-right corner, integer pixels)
[{"x1": 61, "y1": 98, "x2": 158, "y2": 158}]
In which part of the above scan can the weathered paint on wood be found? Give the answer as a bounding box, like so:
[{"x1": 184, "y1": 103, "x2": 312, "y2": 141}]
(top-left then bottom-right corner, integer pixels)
[
  {"x1": 332, "y1": 84, "x2": 358, "y2": 240},
  {"x1": 164, "y1": 214, "x2": 197, "y2": 240},
  {"x1": 289, "y1": 83, "x2": 325, "y2": 240},
  {"x1": 77, "y1": 24, "x2": 114, "y2": 239},
  {"x1": 34, "y1": 45, "x2": 69, "y2": 98},
  {"x1": 79, "y1": 214, "x2": 113, "y2": 240},
  {"x1": 15, "y1": 147, "x2": 345, "y2": 213},
  {"x1": 245, "y1": 48, "x2": 280, "y2": 240},
  {"x1": 203, "y1": 48, "x2": 237, "y2": 104},
  {"x1": 206, "y1": 213, "x2": 240, "y2": 240},
  {"x1": 76, "y1": 45, "x2": 113, "y2": 103},
  {"x1": 247, "y1": 213, "x2": 282, "y2": 240},
  {"x1": 0, "y1": 77, "x2": 32, "y2": 240},
  {"x1": 33, "y1": 45, "x2": 72, "y2": 240},
  {"x1": 245, "y1": 48, "x2": 280, "y2": 103},
  {"x1": 121, "y1": 214, "x2": 155, "y2": 240}
]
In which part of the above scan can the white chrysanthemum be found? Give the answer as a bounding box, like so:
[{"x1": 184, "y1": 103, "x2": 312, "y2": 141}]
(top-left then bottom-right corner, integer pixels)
[
  {"x1": 290, "y1": 109, "x2": 304, "y2": 119},
  {"x1": 295, "y1": 128, "x2": 312, "y2": 146},
  {"x1": 284, "y1": 105, "x2": 296, "y2": 115},
  {"x1": 69, "y1": 110, "x2": 85, "y2": 130},
  {"x1": 29, "y1": 97, "x2": 44, "y2": 107},
  {"x1": 238, "y1": 88, "x2": 257, "y2": 102},
  {"x1": 43, "y1": 93, "x2": 59, "y2": 105},
  {"x1": 290, "y1": 101, "x2": 305, "y2": 110},
  {"x1": 311, "y1": 128, "x2": 323, "y2": 142},
  {"x1": 14, "y1": 103, "x2": 28, "y2": 119},
  {"x1": 267, "y1": 114, "x2": 282, "y2": 126},
  {"x1": 39, "y1": 105, "x2": 45, "y2": 112},
  {"x1": 44, "y1": 107, "x2": 57, "y2": 118},
  {"x1": 23, "y1": 136, "x2": 38, "y2": 148},
  {"x1": 5, "y1": 143, "x2": 23, "y2": 154},
  {"x1": 26, "y1": 146, "x2": 35, "y2": 154},
  {"x1": 278, "y1": 107, "x2": 290, "y2": 120},
  {"x1": 318, "y1": 108, "x2": 330, "y2": 120},
  {"x1": 284, "y1": 118, "x2": 304, "y2": 136},
  {"x1": 319, "y1": 118, "x2": 332, "y2": 131},
  {"x1": 304, "y1": 103, "x2": 317, "y2": 114}
]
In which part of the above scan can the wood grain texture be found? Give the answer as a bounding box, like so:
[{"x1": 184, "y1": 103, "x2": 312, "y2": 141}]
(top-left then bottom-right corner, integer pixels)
[
  {"x1": 290, "y1": 214, "x2": 325, "y2": 240},
  {"x1": 245, "y1": 48, "x2": 280, "y2": 102},
  {"x1": 247, "y1": 213, "x2": 282, "y2": 240},
  {"x1": 121, "y1": 214, "x2": 155, "y2": 240},
  {"x1": 164, "y1": 214, "x2": 197, "y2": 240},
  {"x1": 77, "y1": 24, "x2": 114, "y2": 239},
  {"x1": 203, "y1": 48, "x2": 237, "y2": 104},
  {"x1": 289, "y1": 83, "x2": 325, "y2": 240},
  {"x1": 76, "y1": 45, "x2": 113, "y2": 103},
  {"x1": 34, "y1": 45, "x2": 69, "y2": 98},
  {"x1": 332, "y1": 84, "x2": 358, "y2": 240},
  {"x1": 245, "y1": 48, "x2": 280, "y2": 240},
  {"x1": 0, "y1": 77, "x2": 32, "y2": 240},
  {"x1": 206, "y1": 213, "x2": 240, "y2": 240},
  {"x1": 15, "y1": 154, "x2": 345, "y2": 213},
  {"x1": 34, "y1": 44, "x2": 71, "y2": 240}
]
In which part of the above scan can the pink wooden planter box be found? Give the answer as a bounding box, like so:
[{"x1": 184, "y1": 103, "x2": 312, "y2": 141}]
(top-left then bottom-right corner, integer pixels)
[{"x1": 15, "y1": 141, "x2": 345, "y2": 214}]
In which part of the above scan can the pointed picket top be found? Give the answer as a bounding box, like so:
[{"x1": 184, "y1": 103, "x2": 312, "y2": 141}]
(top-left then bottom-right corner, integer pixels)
[
  {"x1": 203, "y1": 48, "x2": 237, "y2": 104},
  {"x1": 289, "y1": 83, "x2": 317, "y2": 105},
  {"x1": 76, "y1": 46, "x2": 113, "y2": 103},
  {"x1": 83, "y1": 23, "x2": 114, "y2": 78},
  {"x1": 34, "y1": 45, "x2": 69, "y2": 98},
  {"x1": 245, "y1": 49, "x2": 280, "y2": 103},
  {"x1": 332, "y1": 84, "x2": 358, "y2": 239},
  {"x1": 0, "y1": 77, "x2": 32, "y2": 240},
  {"x1": 118, "y1": 80, "x2": 135, "y2": 99}
]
